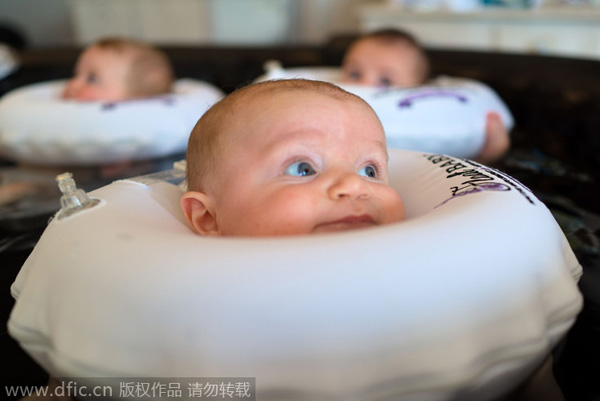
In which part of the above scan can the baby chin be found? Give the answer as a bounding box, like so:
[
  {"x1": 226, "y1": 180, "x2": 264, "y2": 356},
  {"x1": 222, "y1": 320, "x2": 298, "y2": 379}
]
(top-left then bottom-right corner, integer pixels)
[{"x1": 312, "y1": 215, "x2": 377, "y2": 233}]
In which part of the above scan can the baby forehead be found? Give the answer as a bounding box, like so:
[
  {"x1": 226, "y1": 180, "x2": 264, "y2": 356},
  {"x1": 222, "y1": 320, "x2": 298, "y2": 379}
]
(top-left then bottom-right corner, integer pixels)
[
  {"x1": 232, "y1": 91, "x2": 378, "y2": 136},
  {"x1": 236, "y1": 89, "x2": 384, "y2": 136},
  {"x1": 82, "y1": 46, "x2": 132, "y2": 66},
  {"x1": 217, "y1": 82, "x2": 383, "y2": 135}
]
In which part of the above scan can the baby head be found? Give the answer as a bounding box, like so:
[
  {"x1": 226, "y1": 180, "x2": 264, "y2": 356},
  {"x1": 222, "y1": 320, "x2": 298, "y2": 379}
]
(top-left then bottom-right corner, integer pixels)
[
  {"x1": 181, "y1": 79, "x2": 405, "y2": 237},
  {"x1": 341, "y1": 28, "x2": 430, "y2": 88},
  {"x1": 62, "y1": 37, "x2": 173, "y2": 102}
]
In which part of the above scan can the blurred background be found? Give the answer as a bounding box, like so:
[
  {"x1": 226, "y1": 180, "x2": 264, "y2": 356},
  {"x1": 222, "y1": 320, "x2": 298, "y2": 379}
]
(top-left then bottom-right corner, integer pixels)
[{"x1": 1, "y1": 0, "x2": 600, "y2": 60}]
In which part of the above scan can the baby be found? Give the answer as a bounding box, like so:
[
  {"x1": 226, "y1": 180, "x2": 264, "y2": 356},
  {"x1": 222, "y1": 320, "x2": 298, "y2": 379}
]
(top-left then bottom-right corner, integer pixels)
[
  {"x1": 14, "y1": 39, "x2": 175, "y2": 401},
  {"x1": 61, "y1": 37, "x2": 173, "y2": 102},
  {"x1": 0, "y1": 38, "x2": 173, "y2": 208},
  {"x1": 341, "y1": 28, "x2": 429, "y2": 88},
  {"x1": 181, "y1": 79, "x2": 405, "y2": 237},
  {"x1": 340, "y1": 28, "x2": 510, "y2": 164}
]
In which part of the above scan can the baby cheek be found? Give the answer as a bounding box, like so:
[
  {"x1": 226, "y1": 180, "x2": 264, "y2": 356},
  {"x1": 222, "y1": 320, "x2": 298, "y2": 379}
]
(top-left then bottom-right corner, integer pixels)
[
  {"x1": 220, "y1": 191, "x2": 312, "y2": 236},
  {"x1": 379, "y1": 187, "x2": 406, "y2": 224},
  {"x1": 75, "y1": 87, "x2": 101, "y2": 101},
  {"x1": 61, "y1": 80, "x2": 78, "y2": 99},
  {"x1": 268, "y1": 190, "x2": 321, "y2": 233}
]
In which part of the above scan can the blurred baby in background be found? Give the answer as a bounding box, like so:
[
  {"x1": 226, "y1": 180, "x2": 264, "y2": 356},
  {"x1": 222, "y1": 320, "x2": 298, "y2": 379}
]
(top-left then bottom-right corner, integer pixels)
[
  {"x1": 61, "y1": 37, "x2": 173, "y2": 102},
  {"x1": 1, "y1": 38, "x2": 175, "y2": 209},
  {"x1": 341, "y1": 28, "x2": 429, "y2": 88},
  {"x1": 340, "y1": 28, "x2": 510, "y2": 164}
]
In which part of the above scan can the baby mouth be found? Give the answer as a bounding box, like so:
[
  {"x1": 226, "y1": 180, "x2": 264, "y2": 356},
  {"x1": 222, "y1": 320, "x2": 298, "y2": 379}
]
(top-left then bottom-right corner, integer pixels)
[{"x1": 314, "y1": 215, "x2": 376, "y2": 233}]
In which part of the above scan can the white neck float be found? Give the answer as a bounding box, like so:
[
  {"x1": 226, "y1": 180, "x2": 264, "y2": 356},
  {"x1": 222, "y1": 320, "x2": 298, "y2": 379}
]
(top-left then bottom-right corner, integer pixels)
[{"x1": 9, "y1": 148, "x2": 581, "y2": 401}]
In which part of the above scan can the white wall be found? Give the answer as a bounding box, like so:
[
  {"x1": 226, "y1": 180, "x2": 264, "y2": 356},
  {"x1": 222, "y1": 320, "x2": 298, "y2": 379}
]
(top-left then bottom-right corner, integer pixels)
[
  {"x1": 0, "y1": 0, "x2": 365, "y2": 48},
  {"x1": 297, "y1": 0, "x2": 365, "y2": 44}
]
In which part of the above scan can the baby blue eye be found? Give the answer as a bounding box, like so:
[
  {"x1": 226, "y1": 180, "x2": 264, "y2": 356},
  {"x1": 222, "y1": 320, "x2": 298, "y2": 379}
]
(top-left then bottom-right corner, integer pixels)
[
  {"x1": 348, "y1": 71, "x2": 361, "y2": 81},
  {"x1": 379, "y1": 77, "x2": 392, "y2": 87},
  {"x1": 285, "y1": 161, "x2": 316, "y2": 177},
  {"x1": 359, "y1": 165, "x2": 377, "y2": 178},
  {"x1": 86, "y1": 73, "x2": 98, "y2": 84}
]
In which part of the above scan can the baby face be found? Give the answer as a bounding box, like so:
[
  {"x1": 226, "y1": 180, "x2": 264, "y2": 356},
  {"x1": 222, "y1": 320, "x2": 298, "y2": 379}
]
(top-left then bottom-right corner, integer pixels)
[
  {"x1": 62, "y1": 46, "x2": 132, "y2": 102},
  {"x1": 341, "y1": 38, "x2": 423, "y2": 88},
  {"x1": 206, "y1": 90, "x2": 405, "y2": 236}
]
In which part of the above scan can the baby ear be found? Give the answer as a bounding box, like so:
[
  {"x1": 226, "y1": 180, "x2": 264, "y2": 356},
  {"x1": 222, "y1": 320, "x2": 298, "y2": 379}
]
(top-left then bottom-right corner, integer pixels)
[{"x1": 180, "y1": 191, "x2": 220, "y2": 236}]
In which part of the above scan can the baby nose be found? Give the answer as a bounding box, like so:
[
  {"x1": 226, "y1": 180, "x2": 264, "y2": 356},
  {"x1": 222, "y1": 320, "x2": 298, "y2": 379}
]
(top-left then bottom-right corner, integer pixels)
[{"x1": 327, "y1": 173, "x2": 371, "y2": 200}]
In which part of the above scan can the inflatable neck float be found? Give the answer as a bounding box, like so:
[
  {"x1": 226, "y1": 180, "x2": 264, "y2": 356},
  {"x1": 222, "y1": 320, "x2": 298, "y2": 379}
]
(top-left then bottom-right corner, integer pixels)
[
  {"x1": 257, "y1": 63, "x2": 514, "y2": 159},
  {"x1": 8, "y1": 148, "x2": 581, "y2": 400},
  {"x1": 0, "y1": 79, "x2": 224, "y2": 165}
]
